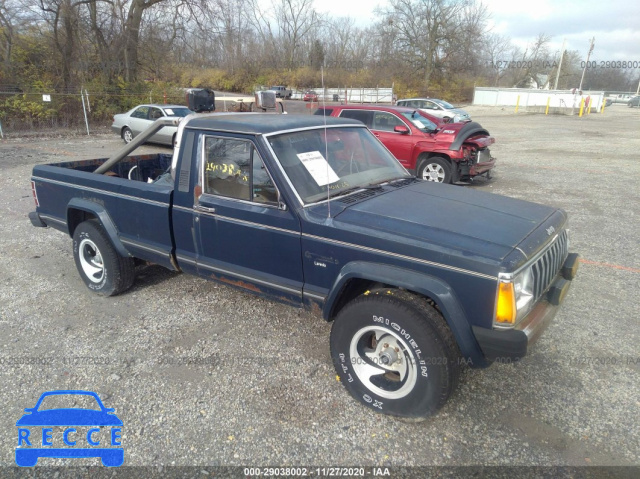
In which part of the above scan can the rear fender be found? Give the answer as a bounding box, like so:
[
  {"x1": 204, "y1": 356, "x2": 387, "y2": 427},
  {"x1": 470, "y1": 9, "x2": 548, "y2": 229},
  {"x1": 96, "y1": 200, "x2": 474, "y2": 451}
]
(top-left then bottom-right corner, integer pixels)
[{"x1": 66, "y1": 198, "x2": 130, "y2": 257}]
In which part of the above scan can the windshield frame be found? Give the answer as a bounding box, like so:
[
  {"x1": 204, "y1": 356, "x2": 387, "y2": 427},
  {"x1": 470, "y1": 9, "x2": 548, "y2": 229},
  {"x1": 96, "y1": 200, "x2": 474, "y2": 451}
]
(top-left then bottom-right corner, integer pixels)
[{"x1": 263, "y1": 124, "x2": 411, "y2": 207}]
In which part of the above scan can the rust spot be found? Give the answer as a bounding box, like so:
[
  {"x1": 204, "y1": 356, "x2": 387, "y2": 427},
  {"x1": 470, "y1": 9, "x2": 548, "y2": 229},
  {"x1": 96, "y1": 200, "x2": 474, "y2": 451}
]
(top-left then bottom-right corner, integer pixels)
[
  {"x1": 212, "y1": 274, "x2": 261, "y2": 293},
  {"x1": 307, "y1": 300, "x2": 323, "y2": 317}
]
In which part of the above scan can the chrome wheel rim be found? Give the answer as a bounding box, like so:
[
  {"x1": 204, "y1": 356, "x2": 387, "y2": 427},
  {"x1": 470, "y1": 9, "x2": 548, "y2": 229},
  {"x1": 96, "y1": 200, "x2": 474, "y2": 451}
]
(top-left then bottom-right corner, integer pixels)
[
  {"x1": 79, "y1": 238, "x2": 104, "y2": 283},
  {"x1": 349, "y1": 326, "x2": 418, "y2": 400},
  {"x1": 423, "y1": 163, "x2": 445, "y2": 182},
  {"x1": 123, "y1": 130, "x2": 133, "y2": 143}
]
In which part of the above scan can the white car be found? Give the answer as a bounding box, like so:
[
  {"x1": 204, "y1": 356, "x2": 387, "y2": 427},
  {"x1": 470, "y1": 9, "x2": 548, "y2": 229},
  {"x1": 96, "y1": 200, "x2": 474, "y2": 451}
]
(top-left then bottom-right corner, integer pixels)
[
  {"x1": 111, "y1": 104, "x2": 193, "y2": 146},
  {"x1": 395, "y1": 98, "x2": 470, "y2": 123}
]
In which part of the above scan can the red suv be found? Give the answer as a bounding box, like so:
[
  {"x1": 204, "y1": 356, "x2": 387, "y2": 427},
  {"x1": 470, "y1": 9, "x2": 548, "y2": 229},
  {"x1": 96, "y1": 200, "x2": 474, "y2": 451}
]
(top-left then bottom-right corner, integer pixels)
[{"x1": 315, "y1": 105, "x2": 495, "y2": 183}]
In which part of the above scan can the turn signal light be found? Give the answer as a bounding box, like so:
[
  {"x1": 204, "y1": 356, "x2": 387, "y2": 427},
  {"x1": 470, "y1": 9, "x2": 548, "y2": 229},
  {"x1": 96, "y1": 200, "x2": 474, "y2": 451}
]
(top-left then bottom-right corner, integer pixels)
[{"x1": 495, "y1": 281, "x2": 516, "y2": 324}]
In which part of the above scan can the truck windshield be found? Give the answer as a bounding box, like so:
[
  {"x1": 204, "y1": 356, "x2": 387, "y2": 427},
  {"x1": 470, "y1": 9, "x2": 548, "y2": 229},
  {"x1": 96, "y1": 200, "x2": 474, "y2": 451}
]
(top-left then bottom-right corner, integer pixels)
[{"x1": 268, "y1": 126, "x2": 410, "y2": 204}]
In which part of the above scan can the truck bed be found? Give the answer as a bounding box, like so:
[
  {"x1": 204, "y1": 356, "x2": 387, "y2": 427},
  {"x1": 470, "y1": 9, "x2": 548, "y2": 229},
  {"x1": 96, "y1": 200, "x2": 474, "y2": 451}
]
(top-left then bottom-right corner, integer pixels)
[{"x1": 31, "y1": 153, "x2": 178, "y2": 271}]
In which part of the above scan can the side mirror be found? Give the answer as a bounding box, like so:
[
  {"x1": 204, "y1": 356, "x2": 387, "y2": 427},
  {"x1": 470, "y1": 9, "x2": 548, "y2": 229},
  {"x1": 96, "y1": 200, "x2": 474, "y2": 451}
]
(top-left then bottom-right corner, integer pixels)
[{"x1": 394, "y1": 125, "x2": 410, "y2": 134}]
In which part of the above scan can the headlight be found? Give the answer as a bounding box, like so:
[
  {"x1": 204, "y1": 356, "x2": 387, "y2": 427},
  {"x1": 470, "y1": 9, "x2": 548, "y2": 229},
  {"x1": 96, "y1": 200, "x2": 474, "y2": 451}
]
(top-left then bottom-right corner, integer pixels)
[{"x1": 494, "y1": 267, "x2": 535, "y2": 328}]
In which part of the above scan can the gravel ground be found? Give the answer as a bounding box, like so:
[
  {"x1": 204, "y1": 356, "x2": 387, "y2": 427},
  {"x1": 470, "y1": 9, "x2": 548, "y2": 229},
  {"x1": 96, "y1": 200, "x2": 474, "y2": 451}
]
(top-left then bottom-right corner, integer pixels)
[{"x1": 0, "y1": 103, "x2": 638, "y2": 472}]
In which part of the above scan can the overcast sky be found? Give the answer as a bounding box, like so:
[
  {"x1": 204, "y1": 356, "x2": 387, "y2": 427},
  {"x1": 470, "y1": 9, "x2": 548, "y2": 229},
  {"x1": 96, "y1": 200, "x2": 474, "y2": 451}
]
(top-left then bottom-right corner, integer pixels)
[{"x1": 313, "y1": 0, "x2": 640, "y2": 62}]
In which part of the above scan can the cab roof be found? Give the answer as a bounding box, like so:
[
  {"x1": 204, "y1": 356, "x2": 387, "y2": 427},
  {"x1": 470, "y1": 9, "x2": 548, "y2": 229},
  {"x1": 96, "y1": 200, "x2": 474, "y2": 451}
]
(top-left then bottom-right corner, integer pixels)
[{"x1": 184, "y1": 113, "x2": 362, "y2": 135}]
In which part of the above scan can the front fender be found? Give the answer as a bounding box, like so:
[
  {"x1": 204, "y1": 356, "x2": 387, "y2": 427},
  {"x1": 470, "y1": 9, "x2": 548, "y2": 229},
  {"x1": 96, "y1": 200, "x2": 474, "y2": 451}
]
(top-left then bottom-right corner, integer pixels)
[
  {"x1": 66, "y1": 198, "x2": 130, "y2": 258},
  {"x1": 324, "y1": 261, "x2": 489, "y2": 367}
]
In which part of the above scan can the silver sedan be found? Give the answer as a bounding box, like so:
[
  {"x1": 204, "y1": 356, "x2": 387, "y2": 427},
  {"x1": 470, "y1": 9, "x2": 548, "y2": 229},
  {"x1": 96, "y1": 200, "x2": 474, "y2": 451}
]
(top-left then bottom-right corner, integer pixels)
[
  {"x1": 395, "y1": 98, "x2": 471, "y2": 123},
  {"x1": 111, "y1": 104, "x2": 193, "y2": 146}
]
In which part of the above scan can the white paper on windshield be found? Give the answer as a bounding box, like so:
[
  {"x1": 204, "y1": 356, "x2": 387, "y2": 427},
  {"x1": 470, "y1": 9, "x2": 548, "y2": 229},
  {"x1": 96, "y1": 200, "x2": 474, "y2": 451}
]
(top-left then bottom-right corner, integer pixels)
[
  {"x1": 297, "y1": 151, "x2": 340, "y2": 186},
  {"x1": 164, "y1": 108, "x2": 174, "y2": 115}
]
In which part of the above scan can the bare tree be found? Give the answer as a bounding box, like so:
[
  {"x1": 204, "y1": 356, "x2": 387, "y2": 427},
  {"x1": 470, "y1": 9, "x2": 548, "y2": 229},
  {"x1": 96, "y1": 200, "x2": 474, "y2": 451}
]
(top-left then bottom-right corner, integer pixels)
[{"x1": 378, "y1": 0, "x2": 479, "y2": 89}]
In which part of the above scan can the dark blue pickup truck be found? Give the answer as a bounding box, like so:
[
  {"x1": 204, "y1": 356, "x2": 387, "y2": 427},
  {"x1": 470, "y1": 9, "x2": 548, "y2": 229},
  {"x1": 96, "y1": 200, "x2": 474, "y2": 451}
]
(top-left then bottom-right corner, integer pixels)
[{"x1": 29, "y1": 114, "x2": 579, "y2": 419}]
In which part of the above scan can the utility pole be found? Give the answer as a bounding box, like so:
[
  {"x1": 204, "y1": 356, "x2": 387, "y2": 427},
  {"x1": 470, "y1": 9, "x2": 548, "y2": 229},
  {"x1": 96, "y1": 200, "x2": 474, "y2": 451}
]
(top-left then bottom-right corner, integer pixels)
[
  {"x1": 578, "y1": 37, "x2": 595, "y2": 92},
  {"x1": 553, "y1": 38, "x2": 566, "y2": 90}
]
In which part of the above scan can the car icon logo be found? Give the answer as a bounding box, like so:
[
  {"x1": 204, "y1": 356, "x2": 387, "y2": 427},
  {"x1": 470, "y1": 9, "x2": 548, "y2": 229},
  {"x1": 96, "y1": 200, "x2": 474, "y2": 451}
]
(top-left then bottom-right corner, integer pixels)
[{"x1": 15, "y1": 390, "x2": 123, "y2": 467}]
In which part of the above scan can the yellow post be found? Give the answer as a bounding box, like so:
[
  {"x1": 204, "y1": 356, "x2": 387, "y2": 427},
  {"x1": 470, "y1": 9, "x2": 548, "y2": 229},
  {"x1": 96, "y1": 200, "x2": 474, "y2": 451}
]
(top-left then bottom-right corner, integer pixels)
[
  {"x1": 545, "y1": 97, "x2": 550, "y2": 115},
  {"x1": 515, "y1": 95, "x2": 520, "y2": 113},
  {"x1": 579, "y1": 98, "x2": 585, "y2": 117},
  {"x1": 601, "y1": 99, "x2": 606, "y2": 113}
]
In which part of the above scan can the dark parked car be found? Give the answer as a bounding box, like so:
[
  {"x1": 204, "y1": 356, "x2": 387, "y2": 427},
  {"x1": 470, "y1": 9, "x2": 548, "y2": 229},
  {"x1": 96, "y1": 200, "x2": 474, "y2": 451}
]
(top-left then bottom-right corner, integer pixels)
[{"x1": 111, "y1": 104, "x2": 193, "y2": 146}]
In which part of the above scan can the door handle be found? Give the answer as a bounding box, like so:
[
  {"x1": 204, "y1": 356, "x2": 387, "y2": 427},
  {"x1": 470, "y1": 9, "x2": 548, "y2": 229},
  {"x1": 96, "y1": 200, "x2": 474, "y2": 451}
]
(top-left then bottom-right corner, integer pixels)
[{"x1": 194, "y1": 204, "x2": 216, "y2": 213}]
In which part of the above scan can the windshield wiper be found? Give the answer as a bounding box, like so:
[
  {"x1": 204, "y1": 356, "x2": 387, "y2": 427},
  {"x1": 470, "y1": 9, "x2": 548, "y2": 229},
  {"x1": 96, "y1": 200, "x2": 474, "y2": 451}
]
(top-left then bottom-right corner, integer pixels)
[{"x1": 328, "y1": 183, "x2": 383, "y2": 199}]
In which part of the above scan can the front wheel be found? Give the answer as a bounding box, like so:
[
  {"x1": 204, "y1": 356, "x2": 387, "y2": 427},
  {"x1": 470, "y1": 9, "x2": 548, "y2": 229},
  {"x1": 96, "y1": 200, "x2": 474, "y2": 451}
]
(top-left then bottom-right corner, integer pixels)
[
  {"x1": 417, "y1": 156, "x2": 452, "y2": 183},
  {"x1": 122, "y1": 127, "x2": 133, "y2": 144},
  {"x1": 330, "y1": 290, "x2": 461, "y2": 420},
  {"x1": 72, "y1": 220, "x2": 135, "y2": 296}
]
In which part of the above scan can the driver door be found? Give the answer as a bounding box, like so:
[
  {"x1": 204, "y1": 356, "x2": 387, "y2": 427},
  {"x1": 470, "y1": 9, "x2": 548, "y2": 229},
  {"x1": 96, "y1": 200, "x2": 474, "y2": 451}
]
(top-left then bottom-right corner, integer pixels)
[{"x1": 194, "y1": 134, "x2": 303, "y2": 305}]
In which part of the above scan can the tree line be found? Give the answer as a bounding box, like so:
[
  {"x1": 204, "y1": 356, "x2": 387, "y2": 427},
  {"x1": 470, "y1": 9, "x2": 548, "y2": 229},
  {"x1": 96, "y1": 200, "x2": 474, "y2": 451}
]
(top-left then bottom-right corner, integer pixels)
[{"x1": 0, "y1": 0, "x2": 636, "y2": 126}]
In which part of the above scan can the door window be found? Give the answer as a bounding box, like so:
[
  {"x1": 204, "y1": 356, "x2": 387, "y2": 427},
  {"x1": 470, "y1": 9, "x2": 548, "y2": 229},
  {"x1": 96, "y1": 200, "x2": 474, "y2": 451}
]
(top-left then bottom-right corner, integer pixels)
[
  {"x1": 131, "y1": 106, "x2": 149, "y2": 119},
  {"x1": 149, "y1": 107, "x2": 164, "y2": 120},
  {"x1": 202, "y1": 137, "x2": 278, "y2": 205},
  {"x1": 372, "y1": 111, "x2": 406, "y2": 132},
  {"x1": 338, "y1": 109, "x2": 373, "y2": 127}
]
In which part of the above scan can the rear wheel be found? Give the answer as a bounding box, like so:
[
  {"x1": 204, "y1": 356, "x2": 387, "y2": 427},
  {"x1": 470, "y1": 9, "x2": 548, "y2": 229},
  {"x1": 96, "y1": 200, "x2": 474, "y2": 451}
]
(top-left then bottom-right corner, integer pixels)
[
  {"x1": 122, "y1": 127, "x2": 133, "y2": 144},
  {"x1": 417, "y1": 156, "x2": 452, "y2": 183},
  {"x1": 72, "y1": 220, "x2": 135, "y2": 296},
  {"x1": 330, "y1": 290, "x2": 461, "y2": 420}
]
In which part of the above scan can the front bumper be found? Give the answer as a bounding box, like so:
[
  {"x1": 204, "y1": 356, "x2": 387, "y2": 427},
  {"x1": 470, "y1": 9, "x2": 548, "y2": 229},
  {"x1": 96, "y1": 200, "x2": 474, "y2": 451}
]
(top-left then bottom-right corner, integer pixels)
[
  {"x1": 473, "y1": 253, "x2": 579, "y2": 361},
  {"x1": 470, "y1": 159, "x2": 495, "y2": 176}
]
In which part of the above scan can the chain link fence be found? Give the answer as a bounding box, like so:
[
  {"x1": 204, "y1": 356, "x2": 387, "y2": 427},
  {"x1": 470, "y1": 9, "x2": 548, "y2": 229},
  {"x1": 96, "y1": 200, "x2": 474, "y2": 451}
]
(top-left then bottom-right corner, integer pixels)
[{"x1": 0, "y1": 86, "x2": 185, "y2": 136}]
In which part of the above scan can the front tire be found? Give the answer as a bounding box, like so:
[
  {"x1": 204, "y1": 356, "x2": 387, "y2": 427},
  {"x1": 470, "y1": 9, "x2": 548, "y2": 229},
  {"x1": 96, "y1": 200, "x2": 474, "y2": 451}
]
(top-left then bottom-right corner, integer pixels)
[
  {"x1": 72, "y1": 220, "x2": 135, "y2": 296},
  {"x1": 330, "y1": 290, "x2": 461, "y2": 420},
  {"x1": 417, "y1": 156, "x2": 452, "y2": 183},
  {"x1": 122, "y1": 127, "x2": 133, "y2": 144}
]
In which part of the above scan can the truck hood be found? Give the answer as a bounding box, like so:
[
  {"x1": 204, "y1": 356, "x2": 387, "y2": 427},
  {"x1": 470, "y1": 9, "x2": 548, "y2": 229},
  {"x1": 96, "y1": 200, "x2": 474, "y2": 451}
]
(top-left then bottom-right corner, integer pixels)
[{"x1": 332, "y1": 181, "x2": 563, "y2": 270}]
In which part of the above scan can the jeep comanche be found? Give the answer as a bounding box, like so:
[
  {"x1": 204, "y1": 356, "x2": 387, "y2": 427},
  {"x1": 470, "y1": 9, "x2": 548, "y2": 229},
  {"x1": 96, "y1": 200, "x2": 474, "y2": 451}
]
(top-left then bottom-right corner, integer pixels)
[{"x1": 28, "y1": 113, "x2": 579, "y2": 419}]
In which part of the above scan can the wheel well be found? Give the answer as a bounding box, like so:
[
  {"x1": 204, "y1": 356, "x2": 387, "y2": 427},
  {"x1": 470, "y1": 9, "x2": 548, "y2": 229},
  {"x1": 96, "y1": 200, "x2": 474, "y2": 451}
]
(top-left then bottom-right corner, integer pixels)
[
  {"x1": 329, "y1": 279, "x2": 440, "y2": 320},
  {"x1": 418, "y1": 152, "x2": 451, "y2": 162},
  {"x1": 67, "y1": 209, "x2": 97, "y2": 236}
]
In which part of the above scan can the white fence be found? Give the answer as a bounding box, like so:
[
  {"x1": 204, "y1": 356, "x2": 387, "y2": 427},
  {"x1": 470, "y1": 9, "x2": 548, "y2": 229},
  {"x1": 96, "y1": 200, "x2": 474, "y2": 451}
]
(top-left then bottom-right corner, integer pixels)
[
  {"x1": 473, "y1": 87, "x2": 606, "y2": 113},
  {"x1": 291, "y1": 87, "x2": 393, "y2": 103}
]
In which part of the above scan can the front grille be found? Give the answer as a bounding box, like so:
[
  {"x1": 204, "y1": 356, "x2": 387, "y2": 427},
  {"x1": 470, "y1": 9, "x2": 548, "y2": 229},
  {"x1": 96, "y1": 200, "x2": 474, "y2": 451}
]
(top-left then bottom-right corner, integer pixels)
[{"x1": 531, "y1": 229, "x2": 569, "y2": 301}]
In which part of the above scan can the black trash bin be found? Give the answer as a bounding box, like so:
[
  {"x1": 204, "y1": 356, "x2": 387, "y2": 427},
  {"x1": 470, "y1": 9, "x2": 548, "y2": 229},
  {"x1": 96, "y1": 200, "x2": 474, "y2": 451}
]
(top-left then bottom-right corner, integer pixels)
[{"x1": 333, "y1": 94, "x2": 339, "y2": 102}]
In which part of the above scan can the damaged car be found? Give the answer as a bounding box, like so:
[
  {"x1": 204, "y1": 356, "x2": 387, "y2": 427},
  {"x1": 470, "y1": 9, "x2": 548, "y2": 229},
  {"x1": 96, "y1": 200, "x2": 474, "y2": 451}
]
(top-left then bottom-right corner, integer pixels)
[{"x1": 315, "y1": 105, "x2": 495, "y2": 184}]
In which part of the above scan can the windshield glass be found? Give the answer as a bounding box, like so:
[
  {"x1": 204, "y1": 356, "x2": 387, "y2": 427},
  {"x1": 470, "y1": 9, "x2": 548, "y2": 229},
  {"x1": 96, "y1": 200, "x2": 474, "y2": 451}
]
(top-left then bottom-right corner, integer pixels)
[
  {"x1": 400, "y1": 111, "x2": 437, "y2": 132},
  {"x1": 162, "y1": 107, "x2": 192, "y2": 117},
  {"x1": 432, "y1": 99, "x2": 454, "y2": 110},
  {"x1": 268, "y1": 127, "x2": 410, "y2": 204}
]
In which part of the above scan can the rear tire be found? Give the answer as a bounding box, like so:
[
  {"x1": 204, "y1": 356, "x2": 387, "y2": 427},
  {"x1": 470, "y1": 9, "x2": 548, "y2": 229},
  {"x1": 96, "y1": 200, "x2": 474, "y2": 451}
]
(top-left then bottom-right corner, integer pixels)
[
  {"x1": 417, "y1": 156, "x2": 452, "y2": 183},
  {"x1": 122, "y1": 127, "x2": 133, "y2": 144},
  {"x1": 330, "y1": 290, "x2": 461, "y2": 420},
  {"x1": 72, "y1": 220, "x2": 135, "y2": 296}
]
